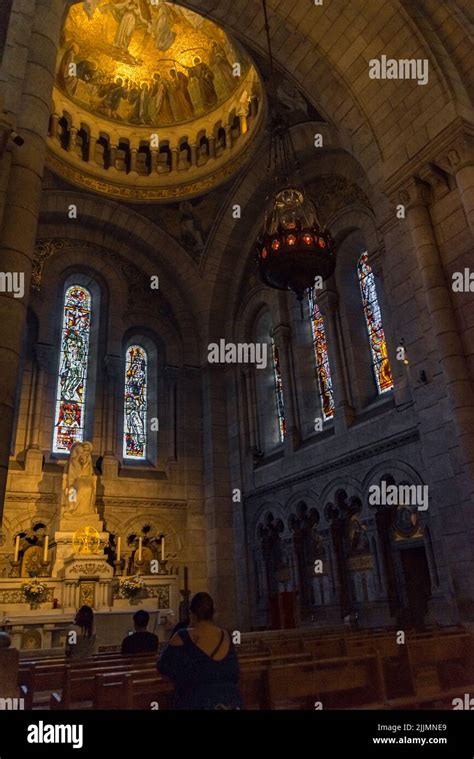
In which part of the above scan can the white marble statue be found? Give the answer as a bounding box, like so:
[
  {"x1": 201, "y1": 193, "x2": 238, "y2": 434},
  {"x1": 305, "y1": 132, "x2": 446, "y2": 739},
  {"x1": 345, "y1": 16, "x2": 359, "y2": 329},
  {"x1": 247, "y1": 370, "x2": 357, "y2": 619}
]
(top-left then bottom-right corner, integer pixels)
[{"x1": 62, "y1": 442, "x2": 97, "y2": 518}]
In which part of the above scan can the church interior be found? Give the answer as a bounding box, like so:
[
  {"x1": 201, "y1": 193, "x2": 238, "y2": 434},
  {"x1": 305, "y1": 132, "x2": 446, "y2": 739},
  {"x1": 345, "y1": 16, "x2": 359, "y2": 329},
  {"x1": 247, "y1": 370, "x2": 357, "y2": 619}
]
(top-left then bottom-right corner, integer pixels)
[{"x1": 0, "y1": 0, "x2": 473, "y2": 713}]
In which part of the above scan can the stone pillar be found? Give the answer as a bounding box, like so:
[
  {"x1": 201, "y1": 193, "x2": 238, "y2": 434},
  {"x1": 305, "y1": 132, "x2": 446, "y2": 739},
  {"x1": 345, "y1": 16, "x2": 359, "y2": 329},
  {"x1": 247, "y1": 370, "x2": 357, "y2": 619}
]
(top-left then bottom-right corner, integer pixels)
[
  {"x1": 102, "y1": 355, "x2": 121, "y2": 478},
  {"x1": 190, "y1": 143, "x2": 197, "y2": 166},
  {"x1": 88, "y1": 134, "x2": 97, "y2": 164},
  {"x1": 171, "y1": 148, "x2": 178, "y2": 172},
  {"x1": 25, "y1": 343, "x2": 54, "y2": 474},
  {"x1": 317, "y1": 289, "x2": 355, "y2": 432},
  {"x1": 150, "y1": 147, "x2": 158, "y2": 173},
  {"x1": 108, "y1": 144, "x2": 117, "y2": 171},
  {"x1": 225, "y1": 125, "x2": 232, "y2": 149},
  {"x1": 67, "y1": 125, "x2": 77, "y2": 152},
  {"x1": 271, "y1": 323, "x2": 300, "y2": 449},
  {"x1": 201, "y1": 365, "x2": 237, "y2": 626},
  {"x1": 208, "y1": 136, "x2": 216, "y2": 159},
  {"x1": 400, "y1": 177, "x2": 474, "y2": 489},
  {"x1": 164, "y1": 366, "x2": 179, "y2": 463},
  {"x1": 0, "y1": 0, "x2": 64, "y2": 524},
  {"x1": 242, "y1": 367, "x2": 259, "y2": 454},
  {"x1": 49, "y1": 113, "x2": 59, "y2": 139},
  {"x1": 239, "y1": 112, "x2": 248, "y2": 136},
  {"x1": 130, "y1": 147, "x2": 138, "y2": 173}
]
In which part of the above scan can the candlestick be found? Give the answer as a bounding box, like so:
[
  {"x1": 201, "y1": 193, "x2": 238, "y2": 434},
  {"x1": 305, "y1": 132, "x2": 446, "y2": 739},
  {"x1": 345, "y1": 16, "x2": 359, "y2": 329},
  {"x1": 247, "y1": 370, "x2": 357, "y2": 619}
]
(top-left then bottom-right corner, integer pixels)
[
  {"x1": 138, "y1": 537, "x2": 142, "y2": 562},
  {"x1": 14, "y1": 535, "x2": 20, "y2": 563},
  {"x1": 116, "y1": 537, "x2": 121, "y2": 562},
  {"x1": 43, "y1": 536, "x2": 49, "y2": 562},
  {"x1": 161, "y1": 536, "x2": 165, "y2": 562}
]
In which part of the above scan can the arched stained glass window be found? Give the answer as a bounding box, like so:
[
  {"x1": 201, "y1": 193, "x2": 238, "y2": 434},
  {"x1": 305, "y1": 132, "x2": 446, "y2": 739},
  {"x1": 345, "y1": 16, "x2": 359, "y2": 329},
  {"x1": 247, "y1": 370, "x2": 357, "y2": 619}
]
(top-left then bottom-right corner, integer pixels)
[
  {"x1": 357, "y1": 251, "x2": 394, "y2": 393},
  {"x1": 53, "y1": 285, "x2": 92, "y2": 453},
  {"x1": 123, "y1": 345, "x2": 148, "y2": 459},
  {"x1": 308, "y1": 287, "x2": 335, "y2": 420},
  {"x1": 271, "y1": 338, "x2": 286, "y2": 443}
]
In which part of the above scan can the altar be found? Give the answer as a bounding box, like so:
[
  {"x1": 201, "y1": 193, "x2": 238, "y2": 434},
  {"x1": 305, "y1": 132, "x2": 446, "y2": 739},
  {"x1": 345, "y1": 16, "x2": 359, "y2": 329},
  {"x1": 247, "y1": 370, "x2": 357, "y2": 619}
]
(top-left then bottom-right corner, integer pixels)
[{"x1": 0, "y1": 443, "x2": 182, "y2": 651}]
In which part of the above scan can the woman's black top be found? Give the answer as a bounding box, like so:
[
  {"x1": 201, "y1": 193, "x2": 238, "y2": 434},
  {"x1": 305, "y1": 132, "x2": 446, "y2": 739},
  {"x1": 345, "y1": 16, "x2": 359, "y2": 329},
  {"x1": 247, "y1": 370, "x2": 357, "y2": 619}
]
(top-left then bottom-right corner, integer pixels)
[{"x1": 158, "y1": 627, "x2": 242, "y2": 710}]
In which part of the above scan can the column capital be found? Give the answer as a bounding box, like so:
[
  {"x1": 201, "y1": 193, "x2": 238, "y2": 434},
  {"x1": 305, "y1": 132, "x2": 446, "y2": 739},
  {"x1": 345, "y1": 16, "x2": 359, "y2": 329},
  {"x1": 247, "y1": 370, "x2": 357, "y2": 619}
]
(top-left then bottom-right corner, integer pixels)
[
  {"x1": 398, "y1": 177, "x2": 432, "y2": 211},
  {"x1": 443, "y1": 132, "x2": 474, "y2": 173},
  {"x1": 34, "y1": 343, "x2": 54, "y2": 369}
]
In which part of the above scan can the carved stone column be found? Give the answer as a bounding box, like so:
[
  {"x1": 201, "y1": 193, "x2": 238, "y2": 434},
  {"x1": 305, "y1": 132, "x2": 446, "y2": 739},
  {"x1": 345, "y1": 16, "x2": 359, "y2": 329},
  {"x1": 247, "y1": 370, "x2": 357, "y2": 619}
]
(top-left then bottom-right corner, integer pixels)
[
  {"x1": 271, "y1": 323, "x2": 300, "y2": 449},
  {"x1": 0, "y1": 0, "x2": 64, "y2": 522},
  {"x1": 171, "y1": 148, "x2": 178, "y2": 172},
  {"x1": 317, "y1": 289, "x2": 355, "y2": 432},
  {"x1": 150, "y1": 147, "x2": 158, "y2": 173},
  {"x1": 208, "y1": 137, "x2": 216, "y2": 159},
  {"x1": 130, "y1": 147, "x2": 138, "y2": 173},
  {"x1": 49, "y1": 113, "x2": 59, "y2": 139},
  {"x1": 88, "y1": 134, "x2": 97, "y2": 164},
  {"x1": 400, "y1": 178, "x2": 474, "y2": 490},
  {"x1": 242, "y1": 367, "x2": 259, "y2": 454},
  {"x1": 164, "y1": 365, "x2": 179, "y2": 463},
  {"x1": 102, "y1": 355, "x2": 121, "y2": 478},
  {"x1": 190, "y1": 143, "x2": 197, "y2": 167},
  {"x1": 108, "y1": 144, "x2": 117, "y2": 171},
  {"x1": 25, "y1": 343, "x2": 54, "y2": 474},
  {"x1": 67, "y1": 125, "x2": 77, "y2": 152}
]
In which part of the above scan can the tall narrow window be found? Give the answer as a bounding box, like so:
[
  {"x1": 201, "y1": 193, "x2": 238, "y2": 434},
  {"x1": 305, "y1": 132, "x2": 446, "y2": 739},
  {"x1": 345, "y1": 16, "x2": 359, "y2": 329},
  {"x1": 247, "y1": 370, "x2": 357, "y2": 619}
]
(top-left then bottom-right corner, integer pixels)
[
  {"x1": 271, "y1": 338, "x2": 286, "y2": 442},
  {"x1": 53, "y1": 285, "x2": 92, "y2": 452},
  {"x1": 308, "y1": 287, "x2": 335, "y2": 420},
  {"x1": 357, "y1": 251, "x2": 393, "y2": 393},
  {"x1": 123, "y1": 345, "x2": 148, "y2": 459}
]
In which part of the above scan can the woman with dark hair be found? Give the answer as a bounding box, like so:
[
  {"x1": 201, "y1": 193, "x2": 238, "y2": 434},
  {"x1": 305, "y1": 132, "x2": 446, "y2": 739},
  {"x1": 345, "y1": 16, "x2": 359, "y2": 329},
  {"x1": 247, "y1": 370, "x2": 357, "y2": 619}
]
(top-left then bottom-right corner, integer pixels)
[
  {"x1": 65, "y1": 605, "x2": 96, "y2": 658},
  {"x1": 158, "y1": 592, "x2": 242, "y2": 710}
]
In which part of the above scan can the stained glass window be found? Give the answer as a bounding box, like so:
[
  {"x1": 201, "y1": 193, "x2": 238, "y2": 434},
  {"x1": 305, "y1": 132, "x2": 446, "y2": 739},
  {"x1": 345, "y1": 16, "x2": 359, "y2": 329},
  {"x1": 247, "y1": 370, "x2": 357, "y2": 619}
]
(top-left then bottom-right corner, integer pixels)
[
  {"x1": 123, "y1": 345, "x2": 148, "y2": 459},
  {"x1": 357, "y1": 252, "x2": 394, "y2": 393},
  {"x1": 308, "y1": 287, "x2": 335, "y2": 420},
  {"x1": 53, "y1": 285, "x2": 92, "y2": 453},
  {"x1": 271, "y1": 338, "x2": 286, "y2": 443}
]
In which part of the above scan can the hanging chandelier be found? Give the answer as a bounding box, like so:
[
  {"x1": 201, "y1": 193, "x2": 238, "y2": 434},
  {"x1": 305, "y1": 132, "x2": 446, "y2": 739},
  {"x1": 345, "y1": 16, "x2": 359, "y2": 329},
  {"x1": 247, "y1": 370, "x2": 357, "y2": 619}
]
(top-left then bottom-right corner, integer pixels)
[{"x1": 256, "y1": 0, "x2": 336, "y2": 301}]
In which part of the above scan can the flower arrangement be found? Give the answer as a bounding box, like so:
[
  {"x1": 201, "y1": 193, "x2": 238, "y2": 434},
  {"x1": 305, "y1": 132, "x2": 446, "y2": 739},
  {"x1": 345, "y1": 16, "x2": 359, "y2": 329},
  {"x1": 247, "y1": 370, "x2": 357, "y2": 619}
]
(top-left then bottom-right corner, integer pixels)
[
  {"x1": 22, "y1": 580, "x2": 47, "y2": 605},
  {"x1": 119, "y1": 576, "x2": 144, "y2": 600}
]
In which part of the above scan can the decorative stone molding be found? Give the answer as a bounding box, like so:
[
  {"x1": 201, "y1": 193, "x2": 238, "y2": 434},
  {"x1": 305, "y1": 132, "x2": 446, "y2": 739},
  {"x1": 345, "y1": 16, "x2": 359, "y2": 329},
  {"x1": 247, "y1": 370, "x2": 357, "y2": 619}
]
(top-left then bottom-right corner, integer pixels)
[
  {"x1": 398, "y1": 177, "x2": 432, "y2": 211},
  {"x1": 100, "y1": 499, "x2": 187, "y2": 510},
  {"x1": 68, "y1": 562, "x2": 112, "y2": 576},
  {"x1": 32, "y1": 238, "x2": 174, "y2": 315},
  {"x1": 245, "y1": 429, "x2": 420, "y2": 501},
  {"x1": 384, "y1": 117, "x2": 474, "y2": 199},
  {"x1": 0, "y1": 589, "x2": 54, "y2": 604}
]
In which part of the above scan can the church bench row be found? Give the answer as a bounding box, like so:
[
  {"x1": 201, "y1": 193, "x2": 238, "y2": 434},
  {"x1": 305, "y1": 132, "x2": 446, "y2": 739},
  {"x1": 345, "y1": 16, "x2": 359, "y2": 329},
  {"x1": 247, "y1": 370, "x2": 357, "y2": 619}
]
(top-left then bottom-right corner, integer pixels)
[
  {"x1": 26, "y1": 641, "x2": 474, "y2": 711},
  {"x1": 19, "y1": 655, "x2": 158, "y2": 709},
  {"x1": 18, "y1": 629, "x2": 471, "y2": 708}
]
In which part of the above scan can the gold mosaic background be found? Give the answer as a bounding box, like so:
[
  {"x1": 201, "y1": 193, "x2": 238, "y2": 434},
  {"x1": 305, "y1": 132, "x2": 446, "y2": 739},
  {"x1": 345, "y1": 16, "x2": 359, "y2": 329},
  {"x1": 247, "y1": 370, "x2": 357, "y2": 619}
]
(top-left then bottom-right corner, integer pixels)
[{"x1": 56, "y1": 0, "x2": 251, "y2": 127}]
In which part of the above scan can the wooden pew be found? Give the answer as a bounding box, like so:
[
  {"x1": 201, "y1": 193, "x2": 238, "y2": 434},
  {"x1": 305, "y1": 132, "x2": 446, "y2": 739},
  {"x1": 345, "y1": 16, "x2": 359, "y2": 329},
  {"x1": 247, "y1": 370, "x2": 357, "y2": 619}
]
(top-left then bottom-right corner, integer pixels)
[
  {"x1": 22, "y1": 654, "x2": 156, "y2": 709},
  {"x1": 303, "y1": 637, "x2": 346, "y2": 659},
  {"x1": 266, "y1": 654, "x2": 386, "y2": 710},
  {"x1": 50, "y1": 660, "x2": 158, "y2": 709}
]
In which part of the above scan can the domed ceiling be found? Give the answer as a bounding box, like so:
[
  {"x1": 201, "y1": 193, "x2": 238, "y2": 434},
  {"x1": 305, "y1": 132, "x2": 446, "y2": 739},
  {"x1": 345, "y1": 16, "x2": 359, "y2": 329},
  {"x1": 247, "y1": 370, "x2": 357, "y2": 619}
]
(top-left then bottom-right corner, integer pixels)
[{"x1": 47, "y1": 0, "x2": 264, "y2": 201}]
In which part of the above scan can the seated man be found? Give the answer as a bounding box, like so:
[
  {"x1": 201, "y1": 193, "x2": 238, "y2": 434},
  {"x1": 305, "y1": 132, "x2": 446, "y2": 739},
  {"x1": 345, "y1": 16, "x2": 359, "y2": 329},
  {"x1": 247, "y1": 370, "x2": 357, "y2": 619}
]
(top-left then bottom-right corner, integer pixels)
[{"x1": 121, "y1": 610, "x2": 159, "y2": 655}]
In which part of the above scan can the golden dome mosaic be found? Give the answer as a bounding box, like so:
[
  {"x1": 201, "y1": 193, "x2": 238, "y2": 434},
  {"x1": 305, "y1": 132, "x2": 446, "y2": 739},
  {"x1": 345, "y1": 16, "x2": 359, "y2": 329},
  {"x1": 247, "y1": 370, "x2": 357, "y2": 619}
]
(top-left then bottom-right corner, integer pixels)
[{"x1": 47, "y1": 1, "x2": 264, "y2": 201}]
